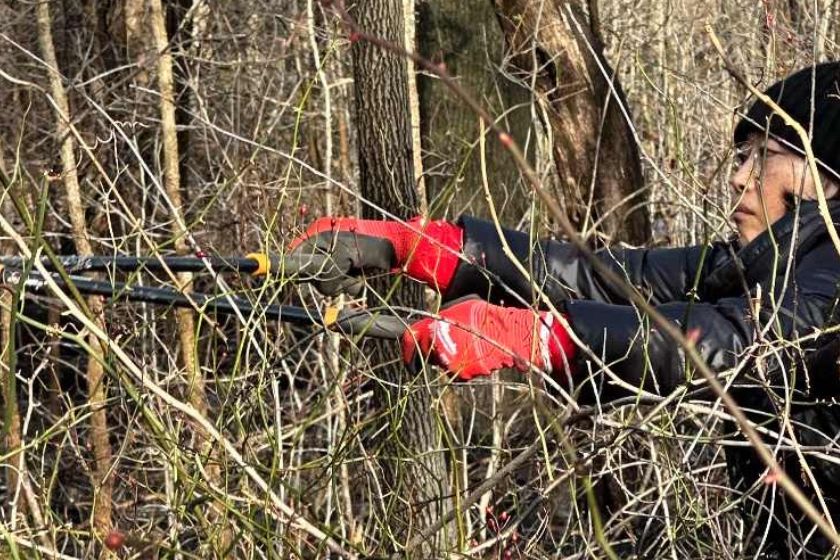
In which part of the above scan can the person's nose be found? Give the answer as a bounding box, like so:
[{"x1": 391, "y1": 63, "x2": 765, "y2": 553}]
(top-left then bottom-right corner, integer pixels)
[{"x1": 730, "y1": 155, "x2": 755, "y2": 194}]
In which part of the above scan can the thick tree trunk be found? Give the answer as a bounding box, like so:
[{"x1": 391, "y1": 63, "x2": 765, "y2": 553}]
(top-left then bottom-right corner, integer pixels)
[
  {"x1": 418, "y1": 0, "x2": 533, "y2": 222},
  {"x1": 353, "y1": 5, "x2": 419, "y2": 214},
  {"x1": 493, "y1": 0, "x2": 649, "y2": 244},
  {"x1": 351, "y1": 0, "x2": 451, "y2": 554}
]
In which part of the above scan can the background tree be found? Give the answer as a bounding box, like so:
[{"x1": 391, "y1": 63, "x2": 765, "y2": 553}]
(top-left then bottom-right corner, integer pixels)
[
  {"x1": 0, "y1": 166, "x2": 22, "y2": 519},
  {"x1": 35, "y1": 0, "x2": 114, "y2": 533},
  {"x1": 418, "y1": 1, "x2": 534, "y2": 223},
  {"x1": 492, "y1": 0, "x2": 649, "y2": 244},
  {"x1": 148, "y1": 0, "x2": 230, "y2": 552}
]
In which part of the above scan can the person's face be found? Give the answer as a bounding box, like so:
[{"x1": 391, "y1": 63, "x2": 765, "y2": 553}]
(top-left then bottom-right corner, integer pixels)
[{"x1": 730, "y1": 134, "x2": 835, "y2": 245}]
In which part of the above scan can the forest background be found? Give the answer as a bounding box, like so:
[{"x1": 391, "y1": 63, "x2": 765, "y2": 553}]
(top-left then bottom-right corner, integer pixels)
[{"x1": 0, "y1": 0, "x2": 839, "y2": 558}]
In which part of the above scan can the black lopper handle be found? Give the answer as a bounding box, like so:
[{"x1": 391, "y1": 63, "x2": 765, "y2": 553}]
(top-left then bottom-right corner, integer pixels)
[
  {"x1": 0, "y1": 253, "x2": 333, "y2": 277},
  {"x1": 329, "y1": 308, "x2": 410, "y2": 340},
  {"x1": 254, "y1": 252, "x2": 333, "y2": 277},
  {"x1": 0, "y1": 266, "x2": 411, "y2": 340}
]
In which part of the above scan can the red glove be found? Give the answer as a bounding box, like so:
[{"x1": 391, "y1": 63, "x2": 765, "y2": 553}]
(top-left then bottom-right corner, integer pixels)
[
  {"x1": 401, "y1": 299, "x2": 577, "y2": 381},
  {"x1": 288, "y1": 216, "x2": 462, "y2": 295}
]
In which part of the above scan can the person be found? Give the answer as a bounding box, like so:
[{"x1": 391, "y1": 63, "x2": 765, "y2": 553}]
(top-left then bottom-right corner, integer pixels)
[{"x1": 290, "y1": 62, "x2": 840, "y2": 557}]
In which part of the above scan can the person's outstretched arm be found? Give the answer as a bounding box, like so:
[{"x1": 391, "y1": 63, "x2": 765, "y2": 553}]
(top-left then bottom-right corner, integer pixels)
[
  {"x1": 288, "y1": 214, "x2": 723, "y2": 309},
  {"x1": 446, "y1": 215, "x2": 723, "y2": 308}
]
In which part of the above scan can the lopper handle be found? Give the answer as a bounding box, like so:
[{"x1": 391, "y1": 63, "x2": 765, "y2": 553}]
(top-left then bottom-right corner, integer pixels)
[
  {"x1": 246, "y1": 252, "x2": 334, "y2": 278},
  {"x1": 0, "y1": 253, "x2": 332, "y2": 277},
  {"x1": 327, "y1": 308, "x2": 410, "y2": 340},
  {"x1": 0, "y1": 266, "x2": 411, "y2": 340}
]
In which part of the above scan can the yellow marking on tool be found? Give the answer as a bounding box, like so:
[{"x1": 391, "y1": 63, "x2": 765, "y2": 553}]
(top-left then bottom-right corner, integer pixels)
[
  {"x1": 323, "y1": 306, "x2": 340, "y2": 328},
  {"x1": 246, "y1": 253, "x2": 270, "y2": 276}
]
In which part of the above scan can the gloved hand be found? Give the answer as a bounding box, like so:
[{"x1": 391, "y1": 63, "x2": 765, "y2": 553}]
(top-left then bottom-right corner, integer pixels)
[
  {"x1": 401, "y1": 298, "x2": 576, "y2": 381},
  {"x1": 288, "y1": 216, "x2": 462, "y2": 296}
]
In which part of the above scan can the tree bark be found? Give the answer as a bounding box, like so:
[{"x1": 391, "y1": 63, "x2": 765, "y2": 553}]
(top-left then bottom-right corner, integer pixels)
[
  {"x1": 148, "y1": 0, "x2": 205, "y2": 419},
  {"x1": 353, "y1": 4, "x2": 419, "y2": 215},
  {"x1": 351, "y1": 0, "x2": 452, "y2": 553},
  {"x1": 148, "y1": 0, "x2": 229, "y2": 550},
  {"x1": 418, "y1": 0, "x2": 533, "y2": 222},
  {"x1": 35, "y1": 0, "x2": 114, "y2": 534},
  {"x1": 492, "y1": 0, "x2": 649, "y2": 244}
]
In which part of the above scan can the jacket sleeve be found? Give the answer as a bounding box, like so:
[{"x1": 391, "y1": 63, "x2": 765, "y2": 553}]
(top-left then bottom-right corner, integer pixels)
[
  {"x1": 445, "y1": 215, "x2": 721, "y2": 307},
  {"x1": 565, "y1": 241, "x2": 840, "y2": 400}
]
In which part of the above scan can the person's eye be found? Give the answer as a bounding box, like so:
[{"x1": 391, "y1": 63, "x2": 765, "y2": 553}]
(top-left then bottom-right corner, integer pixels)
[
  {"x1": 757, "y1": 143, "x2": 774, "y2": 157},
  {"x1": 734, "y1": 146, "x2": 751, "y2": 165}
]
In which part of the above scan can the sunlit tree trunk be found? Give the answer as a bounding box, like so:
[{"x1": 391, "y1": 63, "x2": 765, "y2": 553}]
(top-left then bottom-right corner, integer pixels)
[
  {"x1": 148, "y1": 0, "x2": 230, "y2": 551},
  {"x1": 0, "y1": 189, "x2": 22, "y2": 518},
  {"x1": 35, "y1": 0, "x2": 114, "y2": 533}
]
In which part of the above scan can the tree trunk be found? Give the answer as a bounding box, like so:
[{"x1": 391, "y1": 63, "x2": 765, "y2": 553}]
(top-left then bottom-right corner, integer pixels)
[
  {"x1": 353, "y1": 5, "x2": 419, "y2": 214},
  {"x1": 148, "y1": 0, "x2": 229, "y2": 550},
  {"x1": 418, "y1": 0, "x2": 534, "y2": 223},
  {"x1": 35, "y1": 0, "x2": 114, "y2": 534},
  {"x1": 351, "y1": 0, "x2": 452, "y2": 554},
  {"x1": 165, "y1": 0, "x2": 198, "y2": 193},
  {"x1": 492, "y1": 0, "x2": 649, "y2": 244}
]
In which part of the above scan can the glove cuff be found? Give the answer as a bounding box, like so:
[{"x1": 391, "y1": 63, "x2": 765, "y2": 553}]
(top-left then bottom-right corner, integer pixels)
[
  {"x1": 541, "y1": 312, "x2": 577, "y2": 377},
  {"x1": 400, "y1": 217, "x2": 463, "y2": 293}
]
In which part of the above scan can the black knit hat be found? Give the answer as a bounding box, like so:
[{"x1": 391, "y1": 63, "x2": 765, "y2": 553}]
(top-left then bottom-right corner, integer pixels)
[{"x1": 734, "y1": 61, "x2": 840, "y2": 182}]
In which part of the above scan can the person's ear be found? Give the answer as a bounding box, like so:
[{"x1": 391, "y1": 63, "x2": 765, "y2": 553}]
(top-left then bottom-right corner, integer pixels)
[
  {"x1": 815, "y1": 166, "x2": 840, "y2": 199},
  {"x1": 823, "y1": 176, "x2": 840, "y2": 199}
]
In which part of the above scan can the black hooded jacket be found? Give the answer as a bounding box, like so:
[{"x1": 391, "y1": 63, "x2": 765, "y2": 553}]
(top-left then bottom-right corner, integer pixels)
[{"x1": 445, "y1": 201, "x2": 840, "y2": 556}]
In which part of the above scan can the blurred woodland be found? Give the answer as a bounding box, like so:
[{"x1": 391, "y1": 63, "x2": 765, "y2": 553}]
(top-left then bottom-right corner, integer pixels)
[{"x1": 0, "y1": 0, "x2": 839, "y2": 558}]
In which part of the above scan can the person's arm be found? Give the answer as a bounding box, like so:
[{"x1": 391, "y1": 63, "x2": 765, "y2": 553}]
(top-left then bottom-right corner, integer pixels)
[
  {"x1": 565, "y1": 242, "x2": 840, "y2": 401},
  {"x1": 287, "y1": 214, "x2": 723, "y2": 310},
  {"x1": 445, "y1": 216, "x2": 723, "y2": 308}
]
